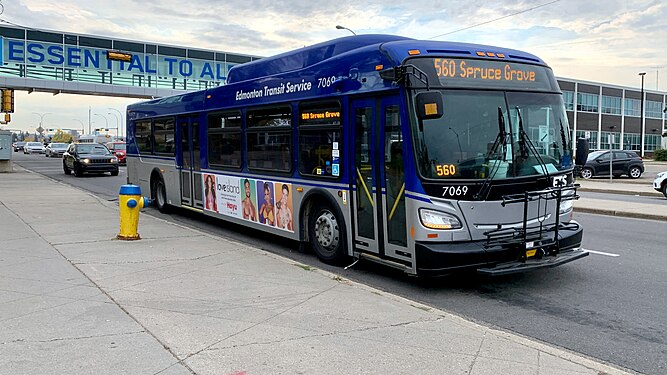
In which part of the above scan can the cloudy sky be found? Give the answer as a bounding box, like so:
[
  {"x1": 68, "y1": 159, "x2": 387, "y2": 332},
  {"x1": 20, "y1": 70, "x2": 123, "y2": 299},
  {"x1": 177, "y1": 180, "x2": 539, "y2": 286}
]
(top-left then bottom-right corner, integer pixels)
[{"x1": 2, "y1": 0, "x2": 666, "y2": 133}]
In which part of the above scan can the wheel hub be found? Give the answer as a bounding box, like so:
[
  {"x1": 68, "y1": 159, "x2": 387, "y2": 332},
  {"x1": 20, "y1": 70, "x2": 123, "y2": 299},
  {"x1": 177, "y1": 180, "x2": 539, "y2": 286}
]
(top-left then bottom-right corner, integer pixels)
[
  {"x1": 157, "y1": 182, "x2": 166, "y2": 206},
  {"x1": 315, "y1": 211, "x2": 339, "y2": 250}
]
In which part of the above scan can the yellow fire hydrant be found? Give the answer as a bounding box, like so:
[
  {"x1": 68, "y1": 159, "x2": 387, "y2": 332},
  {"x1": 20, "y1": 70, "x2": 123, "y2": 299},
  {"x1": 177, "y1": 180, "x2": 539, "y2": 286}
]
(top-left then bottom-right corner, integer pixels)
[{"x1": 117, "y1": 184, "x2": 152, "y2": 241}]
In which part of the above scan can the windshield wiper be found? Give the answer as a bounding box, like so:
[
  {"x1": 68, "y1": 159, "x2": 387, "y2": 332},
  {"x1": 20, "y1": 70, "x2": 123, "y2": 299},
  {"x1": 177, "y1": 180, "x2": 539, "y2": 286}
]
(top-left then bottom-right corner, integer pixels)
[
  {"x1": 559, "y1": 119, "x2": 568, "y2": 151},
  {"x1": 416, "y1": 138, "x2": 431, "y2": 175},
  {"x1": 516, "y1": 107, "x2": 550, "y2": 177},
  {"x1": 558, "y1": 119, "x2": 573, "y2": 168},
  {"x1": 474, "y1": 107, "x2": 507, "y2": 200}
]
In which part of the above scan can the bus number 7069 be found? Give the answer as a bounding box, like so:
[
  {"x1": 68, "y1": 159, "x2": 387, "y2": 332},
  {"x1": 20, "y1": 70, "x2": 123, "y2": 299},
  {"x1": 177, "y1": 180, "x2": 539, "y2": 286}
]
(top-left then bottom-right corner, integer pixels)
[
  {"x1": 442, "y1": 186, "x2": 469, "y2": 197},
  {"x1": 318, "y1": 76, "x2": 337, "y2": 88}
]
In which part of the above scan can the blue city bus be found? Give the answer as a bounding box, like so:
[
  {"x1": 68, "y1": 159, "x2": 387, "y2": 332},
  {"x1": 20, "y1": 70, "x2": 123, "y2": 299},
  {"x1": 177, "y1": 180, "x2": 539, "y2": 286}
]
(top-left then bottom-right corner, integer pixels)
[{"x1": 126, "y1": 34, "x2": 587, "y2": 276}]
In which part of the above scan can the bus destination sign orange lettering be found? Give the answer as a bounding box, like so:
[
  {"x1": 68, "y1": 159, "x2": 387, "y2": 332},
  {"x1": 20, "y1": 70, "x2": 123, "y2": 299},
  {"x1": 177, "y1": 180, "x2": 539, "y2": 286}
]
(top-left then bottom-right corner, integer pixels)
[
  {"x1": 301, "y1": 111, "x2": 341, "y2": 121},
  {"x1": 433, "y1": 59, "x2": 537, "y2": 82}
]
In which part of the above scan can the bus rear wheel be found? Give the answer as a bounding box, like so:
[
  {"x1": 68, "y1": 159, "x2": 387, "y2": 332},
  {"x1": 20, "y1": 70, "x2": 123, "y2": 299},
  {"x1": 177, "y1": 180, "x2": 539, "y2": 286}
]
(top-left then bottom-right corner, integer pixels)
[
  {"x1": 308, "y1": 203, "x2": 347, "y2": 265},
  {"x1": 151, "y1": 176, "x2": 169, "y2": 213}
]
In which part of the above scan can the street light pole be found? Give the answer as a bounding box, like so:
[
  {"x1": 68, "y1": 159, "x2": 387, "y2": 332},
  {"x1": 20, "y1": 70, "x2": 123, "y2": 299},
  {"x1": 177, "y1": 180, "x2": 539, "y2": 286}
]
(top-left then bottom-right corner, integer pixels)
[
  {"x1": 93, "y1": 113, "x2": 109, "y2": 135},
  {"x1": 107, "y1": 111, "x2": 120, "y2": 138},
  {"x1": 108, "y1": 108, "x2": 124, "y2": 139},
  {"x1": 72, "y1": 119, "x2": 85, "y2": 137},
  {"x1": 639, "y1": 72, "x2": 646, "y2": 157},
  {"x1": 335, "y1": 25, "x2": 357, "y2": 35},
  {"x1": 32, "y1": 112, "x2": 51, "y2": 140}
]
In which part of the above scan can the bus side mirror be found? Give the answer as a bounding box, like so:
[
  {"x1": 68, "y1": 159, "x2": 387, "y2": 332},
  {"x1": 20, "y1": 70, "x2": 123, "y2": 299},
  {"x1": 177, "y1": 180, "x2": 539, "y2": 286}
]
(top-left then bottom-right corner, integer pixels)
[
  {"x1": 415, "y1": 91, "x2": 443, "y2": 121},
  {"x1": 415, "y1": 91, "x2": 443, "y2": 131},
  {"x1": 575, "y1": 137, "x2": 589, "y2": 166}
]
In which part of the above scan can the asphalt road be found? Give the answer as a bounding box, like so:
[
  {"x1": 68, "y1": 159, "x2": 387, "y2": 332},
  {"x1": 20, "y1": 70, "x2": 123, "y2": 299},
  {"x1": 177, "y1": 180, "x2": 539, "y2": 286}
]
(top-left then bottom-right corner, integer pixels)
[
  {"x1": 11, "y1": 151, "x2": 127, "y2": 201},
  {"x1": 12, "y1": 151, "x2": 667, "y2": 375}
]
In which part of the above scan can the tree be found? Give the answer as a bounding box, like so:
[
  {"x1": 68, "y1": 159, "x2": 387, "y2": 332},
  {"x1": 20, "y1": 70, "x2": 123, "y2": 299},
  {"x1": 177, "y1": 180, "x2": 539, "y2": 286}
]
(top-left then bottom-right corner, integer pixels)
[
  {"x1": 653, "y1": 148, "x2": 667, "y2": 161},
  {"x1": 52, "y1": 130, "x2": 74, "y2": 143}
]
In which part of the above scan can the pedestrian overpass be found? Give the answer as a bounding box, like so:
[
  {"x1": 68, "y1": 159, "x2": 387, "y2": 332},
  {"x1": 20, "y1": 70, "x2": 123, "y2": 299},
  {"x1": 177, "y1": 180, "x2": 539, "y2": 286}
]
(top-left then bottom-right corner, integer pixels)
[{"x1": 0, "y1": 25, "x2": 261, "y2": 99}]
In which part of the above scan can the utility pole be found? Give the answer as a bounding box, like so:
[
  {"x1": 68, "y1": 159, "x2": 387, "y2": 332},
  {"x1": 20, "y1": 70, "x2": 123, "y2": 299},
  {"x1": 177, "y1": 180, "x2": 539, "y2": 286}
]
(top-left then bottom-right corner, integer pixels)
[{"x1": 639, "y1": 72, "x2": 646, "y2": 157}]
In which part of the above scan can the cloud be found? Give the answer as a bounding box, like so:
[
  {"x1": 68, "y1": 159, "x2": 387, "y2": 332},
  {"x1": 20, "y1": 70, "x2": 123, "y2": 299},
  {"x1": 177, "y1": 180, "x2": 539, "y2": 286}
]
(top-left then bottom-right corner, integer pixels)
[{"x1": 3, "y1": 0, "x2": 666, "y2": 132}]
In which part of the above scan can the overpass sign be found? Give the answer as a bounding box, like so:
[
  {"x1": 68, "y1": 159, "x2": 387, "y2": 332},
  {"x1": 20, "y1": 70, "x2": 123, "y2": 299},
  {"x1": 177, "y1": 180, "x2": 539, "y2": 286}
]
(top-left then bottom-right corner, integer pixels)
[{"x1": 0, "y1": 26, "x2": 259, "y2": 99}]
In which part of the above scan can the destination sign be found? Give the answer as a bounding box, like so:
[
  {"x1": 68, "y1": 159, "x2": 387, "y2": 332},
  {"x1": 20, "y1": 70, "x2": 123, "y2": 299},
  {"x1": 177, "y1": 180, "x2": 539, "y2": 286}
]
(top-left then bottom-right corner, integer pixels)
[
  {"x1": 299, "y1": 106, "x2": 342, "y2": 126},
  {"x1": 411, "y1": 58, "x2": 559, "y2": 91},
  {"x1": 301, "y1": 110, "x2": 340, "y2": 121}
]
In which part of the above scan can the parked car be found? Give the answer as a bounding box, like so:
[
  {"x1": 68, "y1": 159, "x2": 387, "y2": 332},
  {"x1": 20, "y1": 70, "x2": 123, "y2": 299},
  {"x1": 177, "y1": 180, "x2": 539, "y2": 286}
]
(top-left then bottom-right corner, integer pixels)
[
  {"x1": 105, "y1": 142, "x2": 126, "y2": 164},
  {"x1": 63, "y1": 143, "x2": 119, "y2": 177},
  {"x1": 45, "y1": 142, "x2": 69, "y2": 157},
  {"x1": 654, "y1": 171, "x2": 667, "y2": 198},
  {"x1": 579, "y1": 150, "x2": 644, "y2": 179},
  {"x1": 23, "y1": 142, "x2": 46, "y2": 154},
  {"x1": 12, "y1": 142, "x2": 26, "y2": 152}
]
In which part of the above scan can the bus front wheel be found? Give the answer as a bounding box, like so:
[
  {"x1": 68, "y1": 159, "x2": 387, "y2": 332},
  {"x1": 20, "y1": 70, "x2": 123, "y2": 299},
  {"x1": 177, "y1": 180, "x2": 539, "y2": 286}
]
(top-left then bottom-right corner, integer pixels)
[
  {"x1": 308, "y1": 203, "x2": 347, "y2": 265},
  {"x1": 151, "y1": 176, "x2": 169, "y2": 213}
]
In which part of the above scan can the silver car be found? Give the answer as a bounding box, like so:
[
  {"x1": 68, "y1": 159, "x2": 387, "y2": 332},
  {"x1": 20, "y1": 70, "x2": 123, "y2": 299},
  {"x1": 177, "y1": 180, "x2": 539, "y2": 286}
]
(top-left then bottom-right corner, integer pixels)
[
  {"x1": 23, "y1": 142, "x2": 46, "y2": 154},
  {"x1": 45, "y1": 142, "x2": 69, "y2": 157}
]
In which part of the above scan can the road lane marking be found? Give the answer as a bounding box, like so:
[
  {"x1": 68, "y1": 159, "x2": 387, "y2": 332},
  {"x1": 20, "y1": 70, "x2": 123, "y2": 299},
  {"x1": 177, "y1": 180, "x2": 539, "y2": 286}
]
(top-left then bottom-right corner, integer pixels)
[{"x1": 583, "y1": 249, "x2": 620, "y2": 257}]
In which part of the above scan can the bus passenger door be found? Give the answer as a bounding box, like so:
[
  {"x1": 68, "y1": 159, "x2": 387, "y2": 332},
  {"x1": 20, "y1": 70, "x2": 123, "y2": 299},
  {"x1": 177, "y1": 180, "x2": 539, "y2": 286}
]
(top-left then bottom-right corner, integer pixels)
[
  {"x1": 350, "y1": 97, "x2": 409, "y2": 262},
  {"x1": 178, "y1": 116, "x2": 203, "y2": 208},
  {"x1": 351, "y1": 99, "x2": 379, "y2": 254},
  {"x1": 381, "y1": 98, "x2": 409, "y2": 262}
]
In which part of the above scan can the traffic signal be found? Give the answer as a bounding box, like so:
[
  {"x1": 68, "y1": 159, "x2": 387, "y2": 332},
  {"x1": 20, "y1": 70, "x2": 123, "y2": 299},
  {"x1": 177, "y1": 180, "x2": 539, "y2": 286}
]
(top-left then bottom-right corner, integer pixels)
[{"x1": 1, "y1": 89, "x2": 14, "y2": 113}]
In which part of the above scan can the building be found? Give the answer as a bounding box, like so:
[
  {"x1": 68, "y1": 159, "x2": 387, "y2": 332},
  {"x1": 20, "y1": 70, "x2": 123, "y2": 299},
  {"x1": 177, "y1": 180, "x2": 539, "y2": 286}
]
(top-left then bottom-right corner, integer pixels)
[{"x1": 557, "y1": 77, "x2": 666, "y2": 156}]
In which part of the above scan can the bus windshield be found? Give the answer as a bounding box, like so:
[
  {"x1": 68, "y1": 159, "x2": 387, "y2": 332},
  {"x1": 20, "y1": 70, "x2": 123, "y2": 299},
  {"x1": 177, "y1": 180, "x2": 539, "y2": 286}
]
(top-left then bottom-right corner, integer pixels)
[{"x1": 412, "y1": 89, "x2": 572, "y2": 179}]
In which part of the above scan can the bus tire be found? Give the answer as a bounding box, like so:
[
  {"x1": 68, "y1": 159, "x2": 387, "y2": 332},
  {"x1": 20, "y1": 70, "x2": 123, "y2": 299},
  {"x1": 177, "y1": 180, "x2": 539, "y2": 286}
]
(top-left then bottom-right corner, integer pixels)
[
  {"x1": 151, "y1": 175, "x2": 170, "y2": 213},
  {"x1": 308, "y1": 202, "x2": 347, "y2": 265}
]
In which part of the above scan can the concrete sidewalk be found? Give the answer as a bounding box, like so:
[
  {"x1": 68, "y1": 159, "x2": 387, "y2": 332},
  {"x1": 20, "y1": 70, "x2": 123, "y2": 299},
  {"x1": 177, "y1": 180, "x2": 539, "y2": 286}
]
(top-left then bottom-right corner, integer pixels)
[
  {"x1": 0, "y1": 169, "x2": 635, "y2": 375},
  {"x1": 575, "y1": 178, "x2": 667, "y2": 221}
]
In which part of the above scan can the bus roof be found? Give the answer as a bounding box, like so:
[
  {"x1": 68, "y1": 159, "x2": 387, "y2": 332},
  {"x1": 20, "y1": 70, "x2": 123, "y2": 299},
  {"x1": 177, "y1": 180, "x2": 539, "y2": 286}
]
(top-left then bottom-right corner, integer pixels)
[
  {"x1": 226, "y1": 34, "x2": 410, "y2": 84},
  {"x1": 227, "y1": 34, "x2": 546, "y2": 83},
  {"x1": 128, "y1": 34, "x2": 549, "y2": 116}
]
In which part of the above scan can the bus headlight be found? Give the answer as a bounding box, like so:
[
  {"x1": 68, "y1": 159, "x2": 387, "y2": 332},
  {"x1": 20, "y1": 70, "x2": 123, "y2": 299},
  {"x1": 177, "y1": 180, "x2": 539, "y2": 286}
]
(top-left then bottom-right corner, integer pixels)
[
  {"x1": 559, "y1": 189, "x2": 576, "y2": 214},
  {"x1": 419, "y1": 209, "x2": 462, "y2": 230},
  {"x1": 559, "y1": 199, "x2": 574, "y2": 214}
]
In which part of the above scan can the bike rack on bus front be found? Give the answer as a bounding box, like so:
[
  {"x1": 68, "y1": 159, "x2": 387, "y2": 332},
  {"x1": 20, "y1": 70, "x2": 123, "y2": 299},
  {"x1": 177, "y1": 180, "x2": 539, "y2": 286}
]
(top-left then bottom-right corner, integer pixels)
[{"x1": 482, "y1": 185, "x2": 580, "y2": 260}]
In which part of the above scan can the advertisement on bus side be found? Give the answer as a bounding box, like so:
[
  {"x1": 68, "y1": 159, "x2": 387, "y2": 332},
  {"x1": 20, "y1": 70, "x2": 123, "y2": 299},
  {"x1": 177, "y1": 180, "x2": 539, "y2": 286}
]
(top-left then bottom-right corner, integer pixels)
[{"x1": 202, "y1": 174, "x2": 293, "y2": 233}]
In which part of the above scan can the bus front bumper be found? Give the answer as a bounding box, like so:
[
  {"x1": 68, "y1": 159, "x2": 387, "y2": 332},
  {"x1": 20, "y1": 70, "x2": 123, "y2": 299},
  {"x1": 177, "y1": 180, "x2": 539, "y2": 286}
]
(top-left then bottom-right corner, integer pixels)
[{"x1": 414, "y1": 222, "x2": 585, "y2": 276}]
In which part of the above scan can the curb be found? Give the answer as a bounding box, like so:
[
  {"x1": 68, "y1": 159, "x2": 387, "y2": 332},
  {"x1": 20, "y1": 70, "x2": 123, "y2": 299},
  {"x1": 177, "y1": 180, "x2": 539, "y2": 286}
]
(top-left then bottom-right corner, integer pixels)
[
  {"x1": 577, "y1": 178, "x2": 653, "y2": 185},
  {"x1": 574, "y1": 206, "x2": 667, "y2": 221},
  {"x1": 578, "y1": 187, "x2": 664, "y2": 198}
]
